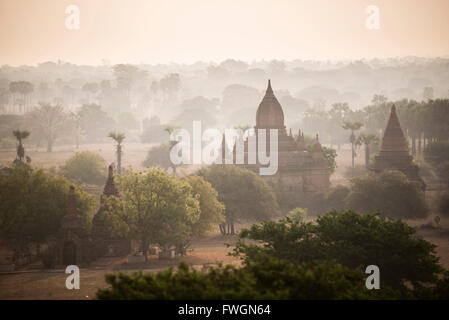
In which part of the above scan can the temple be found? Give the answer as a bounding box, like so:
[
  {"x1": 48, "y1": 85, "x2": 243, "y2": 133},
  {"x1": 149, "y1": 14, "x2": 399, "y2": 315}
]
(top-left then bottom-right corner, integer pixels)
[
  {"x1": 92, "y1": 164, "x2": 131, "y2": 257},
  {"x1": 372, "y1": 105, "x2": 426, "y2": 190},
  {"x1": 227, "y1": 80, "x2": 330, "y2": 194},
  {"x1": 56, "y1": 165, "x2": 131, "y2": 267}
]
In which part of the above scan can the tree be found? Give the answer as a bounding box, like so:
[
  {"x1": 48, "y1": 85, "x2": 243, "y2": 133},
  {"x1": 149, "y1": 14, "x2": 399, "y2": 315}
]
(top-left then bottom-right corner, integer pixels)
[
  {"x1": 424, "y1": 141, "x2": 449, "y2": 184},
  {"x1": 142, "y1": 143, "x2": 172, "y2": 170},
  {"x1": 0, "y1": 164, "x2": 95, "y2": 258},
  {"x1": 233, "y1": 210, "x2": 444, "y2": 289},
  {"x1": 286, "y1": 207, "x2": 307, "y2": 223},
  {"x1": 108, "y1": 132, "x2": 126, "y2": 174},
  {"x1": 342, "y1": 121, "x2": 363, "y2": 168},
  {"x1": 183, "y1": 175, "x2": 225, "y2": 237},
  {"x1": 103, "y1": 168, "x2": 200, "y2": 261},
  {"x1": 26, "y1": 103, "x2": 71, "y2": 152},
  {"x1": 77, "y1": 104, "x2": 116, "y2": 142},
  {"x1": 97, "y1": 258, "x2": 395, "y2": 300},
  {"x1": 12, "y1": 130, "x2": 30, "y2": 162},
  {"x1": 9, "y1": 81, "x2": 33, "y2": 112},
  {"x1": 345, "y1": 170, "x2": 429, "y2": 220},
  {"x1": 197, "y1": 165, "x2": 280, "y2": 235},
  {"x1": 82, "y1": 82, "x2": 99, "y2": 103},
  {"x1": 61, "y1": 151, "x2": 107, "y2": 185},
  {"x1": 322, "y1": 146, "x2": 337, "y2": 174},
  {"x1": 356, "y1": 133, "x2": 379, "y2": 168}
]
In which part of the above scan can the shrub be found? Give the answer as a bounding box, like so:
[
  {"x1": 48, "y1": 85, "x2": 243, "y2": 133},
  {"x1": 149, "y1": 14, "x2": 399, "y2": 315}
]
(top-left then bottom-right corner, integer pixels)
[
  {"x1": 61, "y1": 151, "x2": 106, "y2": 185},
  {"x1": 234, "y1": 210, "x2": 444, "y2": 289},
  {"x1": 345, "y1": 170, "x2": 429, "y2": 219},
  {"x1": 142, "y1": 143, "x2": 172, "y2": 170},
  {"x1": 97, "y1": 258, "x2": 401, "y2": 300}
]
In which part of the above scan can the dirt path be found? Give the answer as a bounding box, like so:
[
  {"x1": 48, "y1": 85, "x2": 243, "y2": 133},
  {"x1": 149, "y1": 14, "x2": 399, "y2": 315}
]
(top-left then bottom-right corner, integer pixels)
[{"x1": 0, "y1": 235, "x2": 240, "y2": 300}]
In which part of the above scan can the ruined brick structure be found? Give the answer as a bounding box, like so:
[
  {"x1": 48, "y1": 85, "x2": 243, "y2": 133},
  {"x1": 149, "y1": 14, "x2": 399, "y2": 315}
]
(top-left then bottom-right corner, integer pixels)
[
  {"x1": 56, "y1": 186, "x2": 92, "y2": 266},
  {"x1": 372, "y1": 104, "x2": 426, "y2": 190},
  {"x1": 92, "y1": 165, "x2": 131, "y2": 258}
]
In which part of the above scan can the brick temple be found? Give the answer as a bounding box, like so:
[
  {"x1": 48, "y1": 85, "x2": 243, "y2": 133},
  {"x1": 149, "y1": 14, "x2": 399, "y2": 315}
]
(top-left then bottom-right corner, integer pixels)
[
  {"x1": 372, "y1": 104, "x2": 426, "y2": 190},
  {"x1": 228, "y1": 80, "x2": 330, "y2": 194}
]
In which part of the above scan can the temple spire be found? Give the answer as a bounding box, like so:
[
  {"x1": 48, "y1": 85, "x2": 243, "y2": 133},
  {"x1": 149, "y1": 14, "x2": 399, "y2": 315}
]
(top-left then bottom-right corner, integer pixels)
[
  {"x1": 379, "y1": 104, "x2": 409, "y2": 153},
  {"x1": 102, "y1": 164, "x2": 119, "y2": 202},
  {"x1": 266, "y1": 79, "x2": 273, "y2": 95}
]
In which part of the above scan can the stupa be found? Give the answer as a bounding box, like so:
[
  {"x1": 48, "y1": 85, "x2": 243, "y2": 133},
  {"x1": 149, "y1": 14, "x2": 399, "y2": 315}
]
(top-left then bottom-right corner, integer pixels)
[{"x1": 372, "y1": 105, "x2": 426, "y2": 190}]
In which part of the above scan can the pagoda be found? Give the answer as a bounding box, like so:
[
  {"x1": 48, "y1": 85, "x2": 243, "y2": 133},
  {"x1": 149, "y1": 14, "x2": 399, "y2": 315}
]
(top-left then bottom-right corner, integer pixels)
[
  {"x1": 228, "y1": 80, "x2": 330, "y2": 194},
  {"x1": 92, "y1": 165, "x2": 131, "y2": 257},
  {"x1": 372, "y1": 105, "x2": 426, "y2": 190}
]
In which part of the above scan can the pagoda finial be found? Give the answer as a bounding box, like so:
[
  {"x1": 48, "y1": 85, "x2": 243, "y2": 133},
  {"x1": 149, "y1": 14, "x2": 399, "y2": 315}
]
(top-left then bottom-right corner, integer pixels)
[
  {"x1": 266, "y1": 79, "x2": 273, "y2": 95},
  {"x1": 102, "y1": 164, "x2": 119, "y2": 199}
]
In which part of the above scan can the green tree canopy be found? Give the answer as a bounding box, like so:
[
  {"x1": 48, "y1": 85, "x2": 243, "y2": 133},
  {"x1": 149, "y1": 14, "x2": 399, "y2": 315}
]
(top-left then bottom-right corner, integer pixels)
[
  {"x1": 97, "y1": 258, "x2": 396, "y2": 300},
  {"x1": 0, "y1": 164, "x2": 95, "y2": 251},
  {"x1": 196, "y1": 165, "x2": 280, "y2": 234},
  {"x1": 142, "y1": 143, "x2": 172, "y2": 170},
  {"x1": 103, "y1": 168, "x2": 200, "y2": 261},
  {"x1": 61, "y1": 151, "x2": 107, "y2": 185},
  {"x1": 183, "y1": 175, "x2": 225, "y2": 236},
  {"x1": 233, "y1": 210, "x2": 443, "y2": 289},
  {"x1": 345, "y1": 170, "x2": 429, "y2": 220}
]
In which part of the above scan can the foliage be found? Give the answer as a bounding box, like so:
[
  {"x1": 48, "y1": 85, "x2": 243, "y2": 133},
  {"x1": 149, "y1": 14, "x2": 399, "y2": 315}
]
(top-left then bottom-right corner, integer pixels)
[
  {"x1": 345, "y1": 170, "x2": 429, "y2": 220},
  {"x1": 97, "y1": 257, "x2": 395, "y2": 300},
  {"x1": 344, "y1": 164, "x2": 368, "y2": 179},
  {"x1": 0, "y1": 164, "x2": 95, "y2": 249},
  {"x1": 197, "y1": 165, "x2": 280, "y2": 234},
  {"x1": 286, "y1": 208, "x2": 307, "y2": 223},
  {"x1": 103, "y1": 168, "x2": 200, "y2": 260},
  {"x1": 326, "y1": 185, "x2": 350, "y2": 212},
  {"x1": 77, "y1": 104, "x2": 116, "y2": 142},
  {"x1": 322, "y1": 146, "x2": 337, "y2": 174},
  {"x1": 25, "y1": 103, "x2": 71, "y2": 152},
  {"x1": 108, "y1": 131, "x2": 126, "y2": 174},
  {"x1": 61, "y1": 151, "x2": 107, "y2": 185},
  {"x1": 142, "y1": 143, "x2": 172, "y2": 170},
  {"x1": 356, "y1": 133, "x2": 379, "y2": 168},
  {"x1": 183, "y1": 175, "x2": 225, "y2": 236},
  {"x1": 233, "y1": 210, "x2": 444, "y2": 289},
  {"x1": 12, "y1": 129, "x2": 30, "y2": 161},
  {"x1": 108, "y1": 132, "x2": 126, "y2": 144},
  {"x1": 424, "y1": 141, "x2": 449, "y2": 182}
]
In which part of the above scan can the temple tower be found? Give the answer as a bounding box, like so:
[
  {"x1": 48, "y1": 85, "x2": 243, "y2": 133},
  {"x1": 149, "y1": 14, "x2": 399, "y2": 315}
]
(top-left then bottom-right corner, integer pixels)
[
  {"x1": 372, "y1": 105, "x2": 426, "y2": 190},
  {"x1": 92, "y1": 164, "x2": 130, "y2": 258}
]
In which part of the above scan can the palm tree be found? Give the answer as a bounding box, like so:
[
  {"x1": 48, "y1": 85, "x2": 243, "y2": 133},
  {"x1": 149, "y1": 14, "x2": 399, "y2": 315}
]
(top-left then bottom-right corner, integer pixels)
[
  {"x1": 357, "y1": 133, "x2": 379, "y2": 168},
  {"x1": 108, "y1": 132, "x2": 126, "y2": 174},
  {"x1": 342, "y1": 121, "x2": 363, "y2": 168},
  {"x1": 12, "y1": 130, "x2": 30, "y2": 162}
]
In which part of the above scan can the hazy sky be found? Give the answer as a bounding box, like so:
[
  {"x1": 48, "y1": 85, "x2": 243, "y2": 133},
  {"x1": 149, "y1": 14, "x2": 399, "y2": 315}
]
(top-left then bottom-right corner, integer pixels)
[{"x1": 1, "y1": 0, "x2": 449, "y2": 66}]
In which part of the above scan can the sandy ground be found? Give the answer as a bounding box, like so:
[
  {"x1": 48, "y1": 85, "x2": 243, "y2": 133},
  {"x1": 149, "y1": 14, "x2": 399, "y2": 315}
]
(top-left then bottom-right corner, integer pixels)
[
  {"x1": 0, "y1": 142, "x2": 154, "y2": 170},
  {"x1": 0, "y1": 234, "x2": 241, "y2": 300}
]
